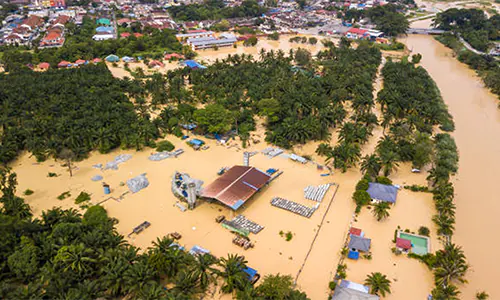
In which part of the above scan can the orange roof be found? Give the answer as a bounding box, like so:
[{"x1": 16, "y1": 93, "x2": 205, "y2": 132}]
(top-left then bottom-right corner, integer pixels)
[
  {"x1": 165, "y1": 53, "x2": 184, "y2": 60},
  {"x1": 58, "y1": 60, "x2": 71, "y2": 67},
  {"x1": 44, "y1": 31, "x2": 62, "y2": 41},
  {"x1": 38, "y1": 62, "x2": 50, "y2": 69},
  {"x1": 349, "y1": 227, "x2": 362, "y2": 236},
  {"x1": 120, "y1": 32, "x2": 131, "y2": 38},
  {"x1": 74, "y1": 59, "x2": 86, "y2": 64},
  {"x1": 134, "y1": 33, "x2": 143, "y2": 37}
]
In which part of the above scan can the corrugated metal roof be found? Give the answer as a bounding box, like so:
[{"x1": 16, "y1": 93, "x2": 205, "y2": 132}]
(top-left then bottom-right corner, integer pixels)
[
  {"x1": 201, "y1": 166, "x2": 270, "y2": 210},
  {"x1": 366, "y1": 182, "x2": 398, "y2": 203}
]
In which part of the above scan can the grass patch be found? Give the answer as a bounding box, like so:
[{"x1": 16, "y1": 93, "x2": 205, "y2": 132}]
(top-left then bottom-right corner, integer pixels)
[
  {"x1": 57, "y1": 191, "x2": 71, "y2": 200},
  {"x1": 75, "y1": 191, "x2": 91, "y2": 204},
  {"x1": 23, "y1": 189, "x2": 34, "y2": 196}
]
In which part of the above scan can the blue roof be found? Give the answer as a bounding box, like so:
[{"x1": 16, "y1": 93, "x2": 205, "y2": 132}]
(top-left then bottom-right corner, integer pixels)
[
  {"x1": 366, "y1": 182, "x2": 398, "y2": 203},
  {"x1": 189, "y1": 139, "x2": 204, "y2": 146},
  {"x1": 243, "y1": 267, "x2": 258, "y2": 280},
  {"x1": 347, "y1": 250, "x2": 359, "y2": 260},
  {"x1": 231, "y1": 199, "x2": 245, "y2": 210},
  {"x1": 96, "y1": 26, "x2": 112, "y2": 32},
  {"x1": 185, "y1": 60, "x2": 207, "y2": 69}
]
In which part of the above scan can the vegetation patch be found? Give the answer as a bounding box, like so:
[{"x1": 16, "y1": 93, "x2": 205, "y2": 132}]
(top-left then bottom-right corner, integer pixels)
[
  {"x1": 74, "y1": 192, "x2": 91, "y2": 205},
  {"x1": 57, "y1": 191, "x2": 71, "y2": 201},
  {"x1": 23, "y1": 189, "x2": 34, "y2": 196},
  {"x1": 156, "y1": 140, "x2": 175, "y2": 152}
]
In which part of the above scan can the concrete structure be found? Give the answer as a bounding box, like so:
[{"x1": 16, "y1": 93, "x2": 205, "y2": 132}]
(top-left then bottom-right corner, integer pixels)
[
  {"x1": 176, "y1": 30, "x2": 214, "y2": 41},
  {"x1": 186, "y1": 34, "x2": 237, "y2": 50}
]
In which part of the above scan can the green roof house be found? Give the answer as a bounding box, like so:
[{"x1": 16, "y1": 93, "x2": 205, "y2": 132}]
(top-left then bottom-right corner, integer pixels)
[
  {"x1": 97, "y1": 18, "x2": 111, "y2": 26},
  {"x1": 105, "y1": 54, "x2": 120, "y2": 62}
]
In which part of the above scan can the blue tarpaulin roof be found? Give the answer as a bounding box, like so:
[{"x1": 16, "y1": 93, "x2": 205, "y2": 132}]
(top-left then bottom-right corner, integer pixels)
[
  {"x1": 185, "y1": 60, "x2": 207, "y2": 69},
  {"x1": 347, "y1": 250, "x2": 359, "y2": 260},
  {"x1": 189, "y1": 139, "x2": 204, "y2": 146},
  {"x1": 243, "y1": 267, "x2": 258, "y2": 280},
  {"x1": 96, "y1": 26, "x2": 112, "y2": 32},
  {"x1": 367, "y1": 182, "x2": 398, "y2": 203}
]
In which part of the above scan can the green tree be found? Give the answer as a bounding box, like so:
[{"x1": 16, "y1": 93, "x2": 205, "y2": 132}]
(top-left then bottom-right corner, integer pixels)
[
  {"x1": 294, "y1": 48, "x2": 312, "y2": 66},
  {"x1": 188, "y1": 253, "x2": 219, "y2": 290},
  {"x1": 364, "y1": 272, "x2": 391, "y2": 296},
  {"x1": 7, "y1": 237, "x2": 40, "y2": 282},
  {"x1": 360, "y1": 154, "x2": 382, "y2": 178},
  {"x1": 476, "y1": 291, "x2": 489, "y2": 300},
  {"x1": 433, "y1": 243, "x2": 468, "y2": 286},
  {"x1": 372, "y1": 202, "x2": 391, "y2": 221},
  {"x1": 218, "y1": 254, "x2": 249, "y2": 294},
  {"x1": 316, "y1": 143, "x2": 333, "y2": 157},
  {"x1": 256, "y1": 274, "x2": 308, "y2": 299},
  {"x1": 194, "y1": 104, "x2": 234, "y2": 134}
]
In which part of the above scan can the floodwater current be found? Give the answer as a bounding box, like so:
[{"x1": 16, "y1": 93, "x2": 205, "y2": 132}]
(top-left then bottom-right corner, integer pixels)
[{"x1": 401, "y1": 34, "x2": 500, "y2": 299}]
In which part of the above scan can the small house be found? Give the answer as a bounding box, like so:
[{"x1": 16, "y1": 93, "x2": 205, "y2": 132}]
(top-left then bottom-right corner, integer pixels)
[
  {"x1": 38, "y1": 62, "x2": 50, "y2": 70},
  {"x1": 149, "y1": 60, "x2": 164, "y2": 68},
  {"x1": 348, "y1": 235, "x2": 371, "y2": 252},
  {"x1": 188, "y1": 139, "x2": 205, "y2": 150},
  {"x1": 57, "y1": 60, "x2": 71, "y2": 68},
  {"x1": 122, "y1": 56, "x2": 135, "y2": 63},
  {"x1": 120, "y1": 32, "x2": 131, "y2": 38},
  {"x1": 105, "y1": 55, "x2": 120, "y2": 62},
  {"x1": 184, "y1": 60, "x2": 207, "y2": 70},
  {"x1": 396, "y1": 237, "x2": 412, "y2": 254},
  {"x1": 134, "y1": 33, "x2": 143, "y2": 38},
  {"x1": 92, "y1": 58, "x2": 102, "y2": 64},
  {"x1": 332, "y1": 282, "x2": 380, "y2": 300},
  {"x1": 165, "y1": 53, "x2": 185, "y2": 60},
  {"x1": 97, "y1": 18, "x2": 111, "y2": 26},
  {"x1": 74, "y1": 59, "x2": 87, "y2": 65},
  {"x1": 366, "y1": 182, "x2": 398, "y2": 204},
  {"x1": 349, "y1": 227, "x2": 363, "y2": 237}
]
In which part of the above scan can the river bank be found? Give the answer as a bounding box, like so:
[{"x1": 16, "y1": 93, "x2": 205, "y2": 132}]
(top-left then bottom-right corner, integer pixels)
[{"x1": 402, "y1": 34, "x2": 500, "y2": 299}]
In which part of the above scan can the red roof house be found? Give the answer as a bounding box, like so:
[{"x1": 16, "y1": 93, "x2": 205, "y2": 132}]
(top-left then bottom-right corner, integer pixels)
[
  {"x1": 134, "y1": 33, "x2": 143, "y2": 38},
  {"x1": 345, "y1": 28, "x2": 369, "y2": 40},
  {"x1": 164, "y1": 53, "x2": 185, "y2": 60},
  {"x1": 58, "y1": 60, "x2": 71, "y2": 68},
  {"x1": 349, "y1": 227, "x2": 362, "y2": 237},
  {"x1": 38, "y1": 62, "x2": 50, "y2": 70},
  {"x1": 93, "y1": 58, "x2": 102, "y2": 63},
  {"x1": 149, "y1": 60, "x2": 164, "y2": 68},
  {"x1": 120, "y1": 32, "x2": 131, "y2": 38},
  {"x1": 396, "y1": 238, "x2": 412, "y2": 251},
  {"x1": 74, "y1": 59, "x2": 87, "y2": 65}
]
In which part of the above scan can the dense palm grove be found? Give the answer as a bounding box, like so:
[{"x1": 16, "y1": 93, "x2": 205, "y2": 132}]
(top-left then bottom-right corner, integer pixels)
[
  {"x1": 0, "y1": 169, "x2": 308, "y2": 299},
  {"x1": 0, "y1": 64, "x2": 159, "y2": 164}
]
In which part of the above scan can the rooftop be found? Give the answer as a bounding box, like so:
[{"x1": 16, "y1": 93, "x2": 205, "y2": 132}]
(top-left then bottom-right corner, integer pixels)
[
  {"x1": 332, "y1": 285, "x2": 380, "y2": 300},
  {"x1": 201, "y1": 166, "x2": 271, "y2": 210},
  {"x1": 348, "y1": 235, "x2": 371, "y2": 252},
  {"x1": 366, "y1": 182, "x2": 398, "y2": 203}
]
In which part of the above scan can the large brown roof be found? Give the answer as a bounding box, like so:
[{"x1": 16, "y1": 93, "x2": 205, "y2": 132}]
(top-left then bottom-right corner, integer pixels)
[{"x1": 201, "y1": 166, "x2": 270, "y2": 210}]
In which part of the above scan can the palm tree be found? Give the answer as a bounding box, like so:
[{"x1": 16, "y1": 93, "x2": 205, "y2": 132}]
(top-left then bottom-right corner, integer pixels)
[
  {"x1": 315, "y1": 143, "x2": 332, "y2": 157},
  {"x1": 360, "y1": 154, "x2": 381, "y2": 178},
  {"x1": 123, "y1": 260, "x2": 157, "y2": 296},
  {"x1": 364, "y1": 272, "x2": 391, "y2": 297},
  {"x1": 218, "y1": 254, "x2": 248, "y2": 294},
  {"x1": 170, "y1": 270, "x2": 203, "y2": 297},
  {"x1": 136, "y1": 282, "x2": 167, "y2": 300},
  {"x1": 372, "y1": 202, "x2": 391, "y2": 221},
  {"x1": 434, "y1": 243, "x2": 468, "y2": 287},
  {"x1": 102, "y1": 257, "x2": 130, "y2": 297},
  {"x1": 432, "y1": 214, "x2": 455, "y2": 237},
  {"x1": 53, "y1": 243, "x2": 99, "y2": 276},
  {"x1": 188, "y1": 253, "x2": 219, "y2": 291},
  {"x1": 431, "y1": 284, "x2": 460, "y2": 300}
]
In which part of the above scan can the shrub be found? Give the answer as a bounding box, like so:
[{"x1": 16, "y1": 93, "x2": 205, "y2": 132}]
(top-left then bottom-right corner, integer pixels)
[
  {"x1": 48, "y1": 172, "x2": 58, "y2": 177},
  {"x1": 404, "y1": 185, "x2": 430, "y2": 192},
  {"x1": 376, "y1": 176, "x2": 392, "y2": 185},
  {"x1": 355, "y1": 205, "x2": 362, "y2": 214},
  {"x1": 353, "y1": 190, "x2": 371, "y2": 206},
  {"x1": 418, "y1": 226, "x2": 430, "y2": 237},
  {"x1": 23, "y1": 189, "x2": 34, "y2": 196},
  {"x1": 285, "y1": 231, "x2": 293, "y2": 241},
  {"x1": 355, "y1": 179, "x2": 369, "y2": 191},
  {"x1": 156, "y1": 140, "x2": 175, "y2": 152},
  {"x1": 329, "y1": 281, "x2": 337, "y2": 290},
  {"x1": 57, "y1": 191, "x2": 71, "y2": 200},
  {"x1": 75, "y1": 191, "x2": 91, "y2": 204}
]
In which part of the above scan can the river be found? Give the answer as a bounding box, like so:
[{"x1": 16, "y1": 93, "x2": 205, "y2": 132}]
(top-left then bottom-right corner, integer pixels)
[{"x1": 401, "y1": 34, "x2": 500, "y2": 299}]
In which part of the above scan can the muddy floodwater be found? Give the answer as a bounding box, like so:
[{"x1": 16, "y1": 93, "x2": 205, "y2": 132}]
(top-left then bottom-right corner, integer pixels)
[{"x1": 401, "y1": 34, "x2": 500, "y2": 299}]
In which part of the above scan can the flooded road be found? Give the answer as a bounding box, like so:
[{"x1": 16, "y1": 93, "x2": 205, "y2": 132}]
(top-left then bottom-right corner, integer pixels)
[{"x1": 401, "y1": 34, "x2": 500, "y2": 299}]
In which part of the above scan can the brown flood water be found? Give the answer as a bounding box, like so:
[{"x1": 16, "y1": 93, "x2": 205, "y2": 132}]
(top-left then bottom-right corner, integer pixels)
[{"x1": 401, "y1": 34, "x2": 500, "y2": 299}]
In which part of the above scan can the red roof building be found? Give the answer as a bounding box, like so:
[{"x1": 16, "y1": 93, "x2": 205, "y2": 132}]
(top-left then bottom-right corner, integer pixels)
[
  {"x1": 58, "y1": 60, "x2": 71, "y2": 68},
  {"x1": 21, "y1": 15, "x2": 43, "y2": 31},
  {"x1": 164, "y1": 53, "x2": 185, "y2": 60},
  {"x1": 201, "y1": 166, "x2": 271, "y2": 210},
  {"x1": 396, "y1": 238, "x2": 412, "y2": 250},
  {"x1": 149, "y1": 60, "x2": 164, "y2": 68},
  {"x1": 120, "y1": 32, "x2": 131, "y2": 38},
  {"x1": 74, "y1": 59, "x2": 87, "y2": 65},
  {"x1": 117, "y1": 18, "x2": 132, "y2": 25},
  {"x1": 134, "y1": 33, "x2": 143, "y2": 38},
  {"x1": 92, "y1": 58, "x2": 102, "y2": 63},
  {"x1": 38, "y1": 62, "x2": 50, "y2": 70},
  {"x1": 345, "y1": 28, "x2": 369, "y2": 39},
  {"x1": 349, "y1": 227, "x2": 362, "y2": 236}
]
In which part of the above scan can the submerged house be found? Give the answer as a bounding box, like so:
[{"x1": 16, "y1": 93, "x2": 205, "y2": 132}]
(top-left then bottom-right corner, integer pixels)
[
  {"x1": 366, "y1": 182, "x2": 398, "y2": 204},
  {"x1": 332, "y1": 280, "x2": 380, "y2": 300},
  {"x1": 348, "y1": 235, "x2": 371, "y2": 252}
]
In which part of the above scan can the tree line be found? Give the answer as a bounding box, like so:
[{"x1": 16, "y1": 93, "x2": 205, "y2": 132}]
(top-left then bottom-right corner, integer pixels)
[
  {"x1": 0, "y1": 17, "x2": 183, "y2": 71},
  {"x1": 0, "y1": 64, "x2": 159, "y2": 164},
  {"x1": 340, "y1": 4, "x2": 410, "y2": 36},
  {"x1": 0, "y1": 168, "x2": 308, "y2": 299},
  {"x1": 434, "y1": 8, "x2": 500, "y2": 52},
  {"x1": 168, "y1": 0, "x2": 267, "y2": 21}
]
